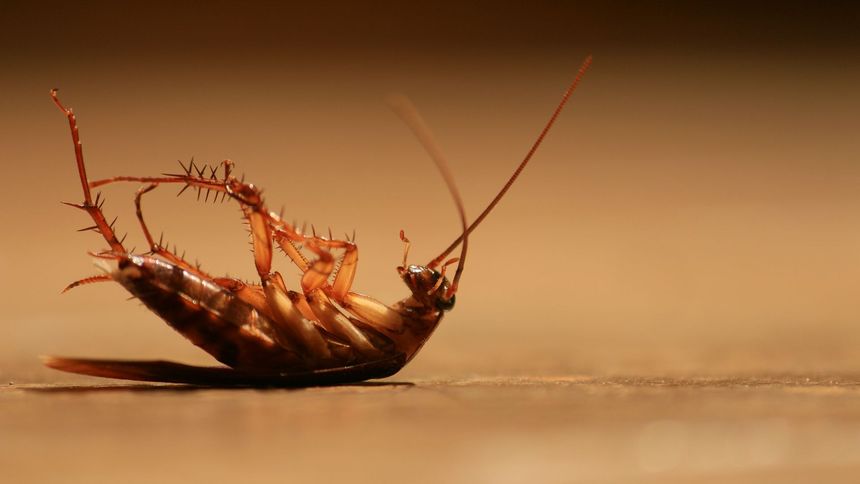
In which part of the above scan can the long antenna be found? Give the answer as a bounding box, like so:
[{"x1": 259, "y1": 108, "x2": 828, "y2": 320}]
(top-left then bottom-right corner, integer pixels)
[
  {"x1": 429, "y1": 55, "x2": 592, "y2": 267},
  {"x1": 388, "y1": 94, "x2": 469, "y2": 297}
]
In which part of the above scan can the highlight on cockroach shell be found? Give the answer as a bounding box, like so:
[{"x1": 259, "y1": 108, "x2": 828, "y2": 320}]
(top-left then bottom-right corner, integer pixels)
[{"x1": 46, "y1": 56, "x2": 591, "y2": 386}]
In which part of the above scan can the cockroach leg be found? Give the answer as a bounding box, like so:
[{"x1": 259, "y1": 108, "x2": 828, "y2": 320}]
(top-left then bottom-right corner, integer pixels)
[
  {"x1": 245, "y1": 208, "x2": 275, "y2": 281},
  {"x1": 133, "y1": 182, "x2": 219, "y2": 280},
  {"x1": 268, "y1": 212, "x2": 358, "y2": 300},
  {"x1": 300, "y1": 239, "x2": 336, "y2": 294},
  {"x1": 134, "y1": 184, "x2": 160, "y2": 248},
  {"x1": 91, "y1": 174, "x2": 230, "y2": 196},
  {"x1": 284, "y1": 236, "x2": 377, "y2": 354},
  {"x1": 262, "y1": 278, "x2": 332, "y2": 358},
  {"x1": 239, "y1": 203, "x2": 329, "y2": 342},
  {"x1": 341, "y1": 292, "x2": 405, "y2": 333},
  {"x1": 306, "y1": 291, "x2": 379, "y2": 357},
  {"x1": 52, "y1": 89, "x2": 126, "y2": 254},
  {"x1": 50, "y1": 90, "x2": 91, "y2": 204},
  {"x1": 272, "y1": 227, "x2": 310, "y2": 271},
  {"x1": 331, "y1": 246, "x2": 358, "y2": 301},
  {"x1": 303, "y1": 237, "x2": 358, "y2": 301}
]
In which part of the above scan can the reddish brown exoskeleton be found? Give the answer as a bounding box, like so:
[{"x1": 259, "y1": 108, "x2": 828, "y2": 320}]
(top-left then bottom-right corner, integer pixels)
[{"x1": 46, "y1": 56, "x2": 591, "y2": 386}]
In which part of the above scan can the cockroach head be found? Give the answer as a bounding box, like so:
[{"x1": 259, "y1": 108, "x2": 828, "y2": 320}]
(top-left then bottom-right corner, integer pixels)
[{"x1": 398, "y1": 264, "x2": 455, "y2": 311}]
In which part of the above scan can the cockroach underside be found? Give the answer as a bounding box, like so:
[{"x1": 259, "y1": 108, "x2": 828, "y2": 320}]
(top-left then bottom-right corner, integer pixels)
[{"x1": 46, "y1": 56, "x2": 591, "y2": 386}]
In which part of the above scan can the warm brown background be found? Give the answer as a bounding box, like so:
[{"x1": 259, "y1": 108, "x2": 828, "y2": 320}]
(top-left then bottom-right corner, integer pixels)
[
  {"x1": 2, "y1": 1, "x2": 860, "y2": 378},
  {"x1": 2, "y1": 1, "x2": 860, "y2": 482},
  {"x1": 4, "y1": 1, "x2": 859, "y2": 378}
]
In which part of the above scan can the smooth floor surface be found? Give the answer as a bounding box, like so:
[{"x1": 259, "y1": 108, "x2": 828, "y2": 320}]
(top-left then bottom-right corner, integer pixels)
[{"x1": 3, "y1": 373, "x2": 860, "y2": 483}]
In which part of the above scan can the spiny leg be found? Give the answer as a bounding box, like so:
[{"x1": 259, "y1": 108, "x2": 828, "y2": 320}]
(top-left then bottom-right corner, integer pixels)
[
  {"x1": 92, "y1": 165, "x2": 285, "y2": 285},
  {"x1": 273, "y1": 227, "x2": 310, "y2": 272},
  {"x1": 334, "y1": 232, "x2": 408, "y2": 333},
  {"x1": 240, "y1": 205, "x2": 312, "y2": 336},
  {"x1": 134, "y1": 183, "x2": 216, "y2": 280},
  {"x1": 94, "y1": 167, "x2": 293, "y2": 279},
  {"x1": 286, "y1": 237, "x2": 378, "y2": 356},
  {"x1": 243, "y1": 205, "x2": 275, "y2": 283},
  {"x1": 243, "y1": 207, "x2": 312, "y2": 321},
  {"x1": 133, "y1": 179, "x2": 333, "y2": 363},
  {"x1": 134, "y1": 184, "x2": 161, "y2": 250},
  {"x1": 245, "y1": 214, "x2": 369, "y2": 357},
  {"x1": 242, "y1": 211, "x2": 348, "y2": 357},
  {"x1": 90, "y1": 162, "x2": 319, "y2": 280},
  {"x1": 300, "y1": 239, "x2": 337, "y2": 294},
  {"x1": 267, "y1": 209, "x2": 333, "y2": 274},
  {"x1": 90, "y1": 157, "x2": 355, "y2": 303},
  {"x1": 267, "y1": 212, "x2": 359, "y2": 298},
  {"x1": 52, "y1": 89, "x2": 126, "y2": 254},
  {"x1": 91, "y1": 172, "x2": 231, "y2": 197},
  {"x1": 135, "y1": 181, "x2": 274, "y2": 301},
  {"x1": 299, "y1": 237, "x2": 358, "y2": 301},
  {"x1": 262, "y1": 272, "x2": 332, "y2": 359},
  {"x1": 246, "y1": 202, "x2": 341, "y2": 288},
  {"x1": 90, "y1": 159, "x2": 239, "y2": 202},
  {"x1": 268, "y1": 215, "x2": 394, "y2": 340}
]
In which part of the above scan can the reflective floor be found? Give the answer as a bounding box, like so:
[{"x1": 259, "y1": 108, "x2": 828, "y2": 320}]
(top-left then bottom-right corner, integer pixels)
[{"x1": 3, "y1": 373, "x2": 859, "y2": 483}]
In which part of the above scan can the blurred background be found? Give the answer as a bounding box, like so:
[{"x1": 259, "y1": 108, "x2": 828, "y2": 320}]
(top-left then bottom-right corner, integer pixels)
[{"x1": 2, "y1": 0, "x2": 859, "y2": 381}]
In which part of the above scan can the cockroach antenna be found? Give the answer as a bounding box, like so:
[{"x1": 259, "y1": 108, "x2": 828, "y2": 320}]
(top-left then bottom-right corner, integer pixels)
[
  {"x1": 389, "y1": 55, "x2": 592, "y2": 297},
  {"x1": 387, "y1": 94, "x2": 470, "y2": 297},
  {"x1": 432, "y1": 55, "x2": 592, "y2": 269}
]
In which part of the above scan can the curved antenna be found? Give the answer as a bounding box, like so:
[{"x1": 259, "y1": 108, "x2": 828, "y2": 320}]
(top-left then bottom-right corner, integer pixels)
[
  {"x1": 429, "y1": 55, "x2": 592, "y2": 267},
  {"x1": 388, "y1": 95, "x2": 469, "y2": 297}
]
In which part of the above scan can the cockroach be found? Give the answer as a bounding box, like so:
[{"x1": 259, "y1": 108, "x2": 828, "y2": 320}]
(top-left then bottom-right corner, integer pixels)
[{"x1": 45, "y1": 56, "x2": 592, "y2": 386}]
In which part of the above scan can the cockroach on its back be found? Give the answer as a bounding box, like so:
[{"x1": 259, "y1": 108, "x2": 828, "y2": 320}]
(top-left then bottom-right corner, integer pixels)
[{"x1": 46, "y1": 56, "x2": 592, "y2": 386}]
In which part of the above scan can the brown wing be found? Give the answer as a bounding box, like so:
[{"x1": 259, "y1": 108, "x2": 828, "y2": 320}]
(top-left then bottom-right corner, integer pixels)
[{"x1": 42, "y1": 354, "x2": 406, "y2": 387}]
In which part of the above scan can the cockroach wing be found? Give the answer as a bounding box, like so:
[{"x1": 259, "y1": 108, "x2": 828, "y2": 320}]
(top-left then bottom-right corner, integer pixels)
[{"x1": 42, "y1": 354, "x2": 407, "y2": 387}]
